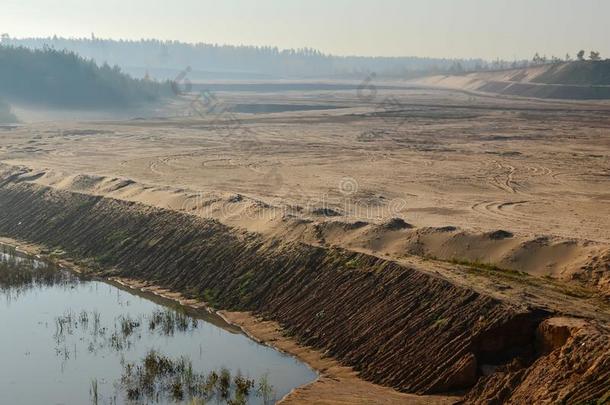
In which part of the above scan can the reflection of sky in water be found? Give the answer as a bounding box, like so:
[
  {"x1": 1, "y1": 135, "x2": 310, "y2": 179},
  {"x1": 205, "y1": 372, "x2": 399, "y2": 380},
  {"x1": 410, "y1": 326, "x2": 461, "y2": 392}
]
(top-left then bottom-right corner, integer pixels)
[{"x1": 0, "y1": 251, "x2": 316, "y2": 404}]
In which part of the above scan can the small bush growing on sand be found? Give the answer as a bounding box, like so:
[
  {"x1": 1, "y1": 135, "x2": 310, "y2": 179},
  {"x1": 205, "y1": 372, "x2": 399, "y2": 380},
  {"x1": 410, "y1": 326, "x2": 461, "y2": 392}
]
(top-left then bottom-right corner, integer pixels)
[{"x1": 448, "y1": 258, "x2": 527, "y2": 275}]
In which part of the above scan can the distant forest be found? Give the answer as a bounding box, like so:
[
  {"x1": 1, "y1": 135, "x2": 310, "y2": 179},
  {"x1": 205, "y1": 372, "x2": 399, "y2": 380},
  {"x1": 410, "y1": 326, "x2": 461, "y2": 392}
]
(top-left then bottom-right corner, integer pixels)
[
  {"x1": 1, "y1": 35, "x2": 488, "y2": 80},
  {"x1": 0, "y1": 45, "x2": 172, "y2": 109}
]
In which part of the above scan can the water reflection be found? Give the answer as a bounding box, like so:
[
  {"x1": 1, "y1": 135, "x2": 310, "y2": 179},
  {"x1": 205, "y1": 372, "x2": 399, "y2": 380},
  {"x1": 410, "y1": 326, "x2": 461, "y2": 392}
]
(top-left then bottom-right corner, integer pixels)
[
  {"x1": 0, "y1": 245, "x2": 73, "y2": 303},
  {"x1": 52, "y1": 307, "x2": 201, "y2": 360},
  {"x1": 119, "y1": 350, "x2": 274, "y2": 404},
  {"x1": 0, "y1": 245, "x2": 316, "y2": 404}
]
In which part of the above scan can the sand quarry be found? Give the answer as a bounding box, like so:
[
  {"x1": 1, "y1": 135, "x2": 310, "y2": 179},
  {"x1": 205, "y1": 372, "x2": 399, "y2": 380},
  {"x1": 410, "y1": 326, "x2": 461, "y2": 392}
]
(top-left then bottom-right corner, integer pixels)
[{"x1": 1, "y1": 82, "x2": 609, "y2": 403}]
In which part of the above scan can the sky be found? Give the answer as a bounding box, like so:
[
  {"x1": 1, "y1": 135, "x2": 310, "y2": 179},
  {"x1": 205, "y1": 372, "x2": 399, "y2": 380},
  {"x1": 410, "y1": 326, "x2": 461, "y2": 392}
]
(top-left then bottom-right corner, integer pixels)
[{"x1": 2, "y1": 0, "x2": 609, "y2": 60}]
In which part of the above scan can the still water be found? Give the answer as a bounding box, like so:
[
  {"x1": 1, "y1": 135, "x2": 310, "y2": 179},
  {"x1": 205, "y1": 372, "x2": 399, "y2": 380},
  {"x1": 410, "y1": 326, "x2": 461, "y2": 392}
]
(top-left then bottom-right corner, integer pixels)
[{"x1": 0, "y1": 246, "x2": 316, "y2": 404}]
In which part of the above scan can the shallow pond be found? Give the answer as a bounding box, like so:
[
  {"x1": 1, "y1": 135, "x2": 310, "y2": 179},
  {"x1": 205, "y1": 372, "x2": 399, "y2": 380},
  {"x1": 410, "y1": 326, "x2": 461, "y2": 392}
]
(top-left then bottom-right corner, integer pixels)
[{"x1": 0, "y1": 245, "x2": 317, "y2": 404}]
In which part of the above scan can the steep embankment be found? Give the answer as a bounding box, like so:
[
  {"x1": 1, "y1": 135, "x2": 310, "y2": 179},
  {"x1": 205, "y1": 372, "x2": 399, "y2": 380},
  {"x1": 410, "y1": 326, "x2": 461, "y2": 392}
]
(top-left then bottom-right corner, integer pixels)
[
  {"x1": 417, "y1": 62, "x2": 610, "y2": 100},
  {"x1": 0, "y1": 170, "x2": 608, "y2": 403}
]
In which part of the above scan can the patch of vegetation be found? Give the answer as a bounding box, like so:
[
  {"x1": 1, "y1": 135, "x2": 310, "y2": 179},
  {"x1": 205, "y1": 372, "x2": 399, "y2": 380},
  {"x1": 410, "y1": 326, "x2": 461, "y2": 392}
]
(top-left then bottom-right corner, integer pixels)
[
  {"x1": 148, "y1": 308, "x2": 197, "y2": 336},
  {"x1": 237, "y1": 270, "x2": 255, "y2": 302},
  {"x1": 120, "y1": 350, "x2": 272, "y2": 404},
  {"x1": 3, "y1": 36, "x2": 495, "y2": 79},
  {"x1": 147, "y1": 237, "x2": 163, "y2": 247},
  {"x1": 598, "y1": 389, "x2": 610, "y2": 404},
  {"x1": 52, "y1": 307, "x2": 199, "y2": 357},
  {"x1": 203, "y1": 288, "x2": 219, "y2": 307},
  {"x1": 433, "y1": 317, "x2": 449, "y2": 329},
  {"x1": 345, "y1": 258, "x2": 361, "y2": 269},
  {"x1": 105, "y1": 229, "x2": 132, "y2": 246},
  {"x1": 448, "y1": 257, "x2": 597, "y2": 299},
  {"x1": 549, "y1": 280, "x2": 595, "y2": 299},
  {"x1": 119, "y1": 314, "x2": 140, "y2": 337},
  {"x1": 448, "y1": 258, "x2": 516, "y2": 274},
  {"x1": 94, "y1": 251, "x2": 118, "y2": 266},
  {"x1": 446, "y1": 257, "x2": 542, "y2": 288},
  {"x1": 89, "y1": 378, "x2": 98, "y2": 405}
]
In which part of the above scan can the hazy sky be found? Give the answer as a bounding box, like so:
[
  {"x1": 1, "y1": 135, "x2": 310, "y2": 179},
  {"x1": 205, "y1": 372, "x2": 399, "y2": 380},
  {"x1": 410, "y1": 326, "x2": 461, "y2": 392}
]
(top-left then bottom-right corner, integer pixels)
[{"x1": 2, "y1": 0, "x2": 609, "y2": 59}]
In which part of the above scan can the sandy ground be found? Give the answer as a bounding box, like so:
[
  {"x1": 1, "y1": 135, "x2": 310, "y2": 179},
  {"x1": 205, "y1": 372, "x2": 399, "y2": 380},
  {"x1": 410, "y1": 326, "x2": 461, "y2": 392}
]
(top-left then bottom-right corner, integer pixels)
[
  {"x1": 1, "y1": 86, "x2": 608, "y2": 282},
  {"x1": 0, "y1": 85, "x2": 609, "y2": 402},
  {"x1": 2, "y1": 87, "x2": 609, "y2": 241}
]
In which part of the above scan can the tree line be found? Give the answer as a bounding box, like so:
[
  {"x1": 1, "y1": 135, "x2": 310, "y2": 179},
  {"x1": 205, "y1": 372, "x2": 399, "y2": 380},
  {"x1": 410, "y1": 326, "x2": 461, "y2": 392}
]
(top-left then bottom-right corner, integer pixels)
[
  {"x1": 531, "y1": 50, "x2": 603, "y2": 65},
  {"x1": 1, "y1": 34, "x2": 487, "y2": 79},
  {"x1": 0, "y1": 44, "x2": 172, "y2": 109}
]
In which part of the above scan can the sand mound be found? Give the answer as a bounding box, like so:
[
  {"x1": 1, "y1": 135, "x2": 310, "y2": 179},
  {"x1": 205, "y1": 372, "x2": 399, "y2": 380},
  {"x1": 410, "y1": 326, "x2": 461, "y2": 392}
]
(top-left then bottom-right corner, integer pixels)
[
  {"x1": 383, "y1": 217, "x2": 413, "y2": 230},
  {"x1": 3, "y1": 164, "x2": 608, "y2": 294}
]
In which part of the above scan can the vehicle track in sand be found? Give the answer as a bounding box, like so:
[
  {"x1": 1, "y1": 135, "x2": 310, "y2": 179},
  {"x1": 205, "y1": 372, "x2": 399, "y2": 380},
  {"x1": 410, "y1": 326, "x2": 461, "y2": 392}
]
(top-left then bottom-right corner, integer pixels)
[
  {"x1": 489, "y1": 160, "x2": 518, "y2": 194},
  {"x1": 471, "y1": 200, "x2": 533, "y2": 225}
]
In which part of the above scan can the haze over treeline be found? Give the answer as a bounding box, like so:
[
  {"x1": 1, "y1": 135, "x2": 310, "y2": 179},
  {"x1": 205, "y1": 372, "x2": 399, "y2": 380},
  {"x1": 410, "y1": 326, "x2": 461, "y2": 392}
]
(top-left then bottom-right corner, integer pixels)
[
  {"x1": 2, "y1": 36, "x2": 490, "y2": 80},
  {"x1": 0, "y1": 45, "x2": 171, "y2": 111}
]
